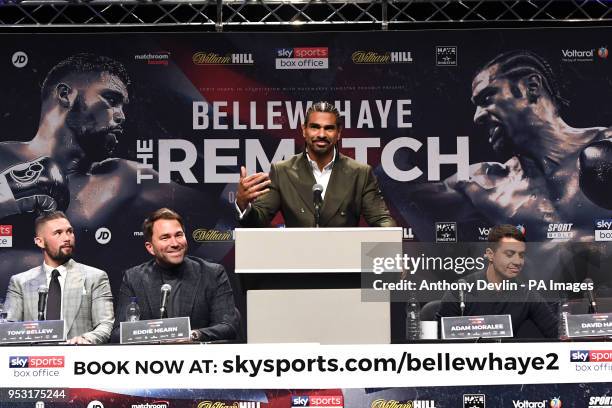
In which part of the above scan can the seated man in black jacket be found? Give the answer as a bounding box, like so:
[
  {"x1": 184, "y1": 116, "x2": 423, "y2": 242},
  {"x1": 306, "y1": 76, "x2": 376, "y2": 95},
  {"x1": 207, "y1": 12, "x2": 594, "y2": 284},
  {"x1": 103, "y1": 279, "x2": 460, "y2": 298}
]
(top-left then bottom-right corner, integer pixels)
[
  {"x1": 437, "y1": 224, "x2": 558, "y2": 338},
  {"x1": 111, "y1": 208, "x2": 238, "y2": 343}
]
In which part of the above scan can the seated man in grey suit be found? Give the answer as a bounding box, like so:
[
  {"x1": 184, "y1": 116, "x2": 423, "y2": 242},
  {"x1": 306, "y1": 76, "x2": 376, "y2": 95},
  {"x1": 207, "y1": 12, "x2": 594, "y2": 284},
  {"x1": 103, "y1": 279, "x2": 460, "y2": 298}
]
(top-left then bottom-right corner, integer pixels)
[
  {"x1": 111, "y1": 208, "x2": 239, "y2": 342},
  {"x1": 5, "y1": 211, "x2": 114, "y2": 344},
  {"x1": 236, "y1": 101, "x2": 396, "y2": 227}
]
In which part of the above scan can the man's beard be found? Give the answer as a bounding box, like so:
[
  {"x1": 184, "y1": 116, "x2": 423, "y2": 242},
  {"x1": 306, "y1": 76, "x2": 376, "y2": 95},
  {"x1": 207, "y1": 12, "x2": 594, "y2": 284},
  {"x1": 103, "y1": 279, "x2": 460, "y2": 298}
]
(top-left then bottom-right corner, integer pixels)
[{"x1": 45, "y1": 245, "x2": 73, "y2": 265}]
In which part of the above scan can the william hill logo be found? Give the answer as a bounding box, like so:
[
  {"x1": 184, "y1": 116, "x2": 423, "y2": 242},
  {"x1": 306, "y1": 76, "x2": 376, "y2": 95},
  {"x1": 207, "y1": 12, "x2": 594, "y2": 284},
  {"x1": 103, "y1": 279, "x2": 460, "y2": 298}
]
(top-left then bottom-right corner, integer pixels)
[
  {"x1": 192, "y1": 229, "x2": 233, "y2": 242},
  {"x1": 371, "y1": 400, "x2": 435, "y2": 408},
  {"x1": 192, "y1": 52, "x2": 254, "y2": 65},
  {"x1": 352, "y1": 51, "x2": 413, "y2": 64}
]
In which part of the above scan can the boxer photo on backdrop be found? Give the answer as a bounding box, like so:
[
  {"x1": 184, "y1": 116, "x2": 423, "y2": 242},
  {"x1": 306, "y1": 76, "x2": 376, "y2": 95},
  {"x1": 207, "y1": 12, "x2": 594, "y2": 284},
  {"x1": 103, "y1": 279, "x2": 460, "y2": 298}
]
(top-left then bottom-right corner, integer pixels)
[
  {"x1": 4, "y1": 211, "x2": 114, "y2": 344},
  {"x1": 0, "y1": 53, "x2": 230, "y2": 288},
  {"x1": 395, "y1": 49, "x2": 611, "y2": 241},
  {"x1": 111, "y1": 208, "x2": 239, "y2": 343},
  {"x1": 235, "y1": 101, "x2": 396, "y2": 228}
]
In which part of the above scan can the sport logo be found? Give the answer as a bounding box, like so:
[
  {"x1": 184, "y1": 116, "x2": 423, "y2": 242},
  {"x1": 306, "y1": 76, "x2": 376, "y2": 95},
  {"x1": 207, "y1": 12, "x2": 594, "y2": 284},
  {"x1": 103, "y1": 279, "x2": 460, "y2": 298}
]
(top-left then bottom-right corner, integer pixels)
[
  {"x1": 436, "y1": 46, "x2": 457, "y2": 66},
  {"x1": 275, "y1": 47, "x2": 329, "y2": 70},
  {"x1": 595, "y1": 218, "x2": 612, "y2": 241},
  {"x1": 589, "y1": 396, "x2": 612, "y2": 407},
  {"x1": 9, "y1": 356, "x2": 65, "y2": 368},
  {"x1": 435, "y1": 222, "x2": 457, "y2": 243},
  {"x1": 0, "y1": 224, "x2": 12, "y2": 247},
  {"x1": 546, "y1": 223, "x2": 574, "y2": 239},
  {"x1": 463, "y1": 394, "x2": 485, "y2": 408}
]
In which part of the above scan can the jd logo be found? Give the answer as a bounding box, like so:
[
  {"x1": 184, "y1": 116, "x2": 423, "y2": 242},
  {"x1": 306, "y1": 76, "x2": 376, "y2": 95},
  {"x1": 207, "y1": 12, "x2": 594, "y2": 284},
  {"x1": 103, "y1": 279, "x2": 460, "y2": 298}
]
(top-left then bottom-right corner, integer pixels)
[
  {"x1": 12, "y1": 51, "x2": 28, "y2": 68},
  {"x1": 95, "y1": 227, "x2": 111, "y2": 245}
]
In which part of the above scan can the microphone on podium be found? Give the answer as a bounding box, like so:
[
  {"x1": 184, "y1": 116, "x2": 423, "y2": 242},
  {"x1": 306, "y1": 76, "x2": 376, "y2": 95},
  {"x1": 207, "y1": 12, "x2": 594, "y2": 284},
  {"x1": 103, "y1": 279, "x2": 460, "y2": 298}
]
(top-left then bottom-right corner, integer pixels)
[
  {"x1": 457, "y1": 279, "x2": 467, "y2": 316},
  {"x1": 583, "y1": 278, "x2": 597, "y2": 314},
  {"x1": 160, "y1": 284, "x2": 172, "y2": 319},
  {"x1": 312, "y1": 183, "x2": 323, "y2": 228},
  {"x1": 37, "y1": 285, "x2": 48, "y2": 321}
]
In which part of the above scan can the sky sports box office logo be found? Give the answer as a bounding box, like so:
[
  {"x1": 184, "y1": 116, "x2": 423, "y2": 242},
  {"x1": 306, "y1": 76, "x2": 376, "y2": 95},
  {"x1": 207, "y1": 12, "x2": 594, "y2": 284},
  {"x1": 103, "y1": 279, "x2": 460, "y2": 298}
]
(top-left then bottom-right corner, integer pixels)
[
  {"x1": 570, "y1": 350, "x2": 612, "y2": 362},
  {"x1": 291, "y1": 395, "x2": 343, "y2": 408},
  {"x1": 276, "y1": 47, "x2": 329, "y2": 69},
  {"x1": 595, "y1": 218, "x2": 612, "y2": 241}
]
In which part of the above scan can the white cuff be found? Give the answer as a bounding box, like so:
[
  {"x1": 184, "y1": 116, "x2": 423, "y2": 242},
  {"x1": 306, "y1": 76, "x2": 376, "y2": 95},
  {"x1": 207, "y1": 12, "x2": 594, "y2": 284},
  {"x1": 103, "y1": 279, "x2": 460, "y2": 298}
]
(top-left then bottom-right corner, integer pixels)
[{"x1": 235, "y1": 201, "x2": 252, "y2": 220}]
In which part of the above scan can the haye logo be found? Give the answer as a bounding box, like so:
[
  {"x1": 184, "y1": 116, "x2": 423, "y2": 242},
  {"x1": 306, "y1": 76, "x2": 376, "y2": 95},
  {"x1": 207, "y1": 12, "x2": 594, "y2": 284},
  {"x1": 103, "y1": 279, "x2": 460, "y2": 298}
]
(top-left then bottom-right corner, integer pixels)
[
  {"x1": 95, "y1": 227, "x2": 111, "y2": 245},
  {"x1": 12, "y1": 51, "x2": 28, "y2": 68}
]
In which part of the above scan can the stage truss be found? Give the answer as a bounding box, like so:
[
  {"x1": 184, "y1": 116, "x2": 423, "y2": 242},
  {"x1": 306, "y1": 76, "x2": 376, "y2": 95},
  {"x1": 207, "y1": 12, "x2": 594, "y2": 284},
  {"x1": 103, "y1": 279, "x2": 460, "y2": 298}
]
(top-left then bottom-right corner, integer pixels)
[{"x1": 0, "y1": 1, "x2": 611, "y2": 30}]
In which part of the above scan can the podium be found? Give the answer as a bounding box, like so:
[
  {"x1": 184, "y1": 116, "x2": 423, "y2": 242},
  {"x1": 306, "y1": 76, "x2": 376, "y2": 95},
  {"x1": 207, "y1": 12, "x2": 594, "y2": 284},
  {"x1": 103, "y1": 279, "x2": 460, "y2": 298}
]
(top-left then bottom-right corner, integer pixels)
[{"x1": 235, "y1": 227, "x2": 402, "y2": 344}]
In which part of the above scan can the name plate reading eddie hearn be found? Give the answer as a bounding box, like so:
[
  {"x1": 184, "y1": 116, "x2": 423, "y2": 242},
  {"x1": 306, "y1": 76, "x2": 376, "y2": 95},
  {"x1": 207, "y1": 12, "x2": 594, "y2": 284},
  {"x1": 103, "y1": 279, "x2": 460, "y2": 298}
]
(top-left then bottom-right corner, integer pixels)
[
  {"x1": 0, "y1": 320, "x2": 65, "y2": 344},
  {"x1": 441, "y1": 315, "x2": 513, "y2": 340},
  {"x1": 566, "y1": 313, "x2": 612, "y2": 338},
  {"x1": 120, "y1": 317, "x2": 191, "y2": 344}
]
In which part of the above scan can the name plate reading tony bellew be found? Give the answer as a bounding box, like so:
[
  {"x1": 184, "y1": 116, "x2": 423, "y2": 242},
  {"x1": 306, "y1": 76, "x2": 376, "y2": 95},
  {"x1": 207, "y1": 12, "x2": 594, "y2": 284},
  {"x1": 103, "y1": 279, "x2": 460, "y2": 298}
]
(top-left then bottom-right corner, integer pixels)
[{"x1": 0, "y1": 320, "x2": 65, "y2": 344}]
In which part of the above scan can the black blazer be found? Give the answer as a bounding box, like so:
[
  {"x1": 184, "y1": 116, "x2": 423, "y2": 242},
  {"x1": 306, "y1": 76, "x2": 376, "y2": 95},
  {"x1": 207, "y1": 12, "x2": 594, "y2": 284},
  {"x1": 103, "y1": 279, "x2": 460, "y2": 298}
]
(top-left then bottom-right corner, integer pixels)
[{"x1": 111, "y1": 256, "x2": 238, "y2": 342}]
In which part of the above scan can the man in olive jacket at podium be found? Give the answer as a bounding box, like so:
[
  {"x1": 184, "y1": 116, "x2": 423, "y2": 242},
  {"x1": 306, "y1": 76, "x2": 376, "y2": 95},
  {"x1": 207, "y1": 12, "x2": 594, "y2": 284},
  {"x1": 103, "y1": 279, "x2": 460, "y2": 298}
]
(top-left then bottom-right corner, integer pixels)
[{"x1": 235, "y1": 101, "x2": 396, "y2": 228}]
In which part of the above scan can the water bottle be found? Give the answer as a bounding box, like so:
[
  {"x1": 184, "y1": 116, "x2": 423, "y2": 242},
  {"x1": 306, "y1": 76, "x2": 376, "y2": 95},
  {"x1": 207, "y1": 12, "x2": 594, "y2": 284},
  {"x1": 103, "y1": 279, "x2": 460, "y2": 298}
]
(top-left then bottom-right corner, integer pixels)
[
  {"x1": 558, "y1": 295, "x2": 570, "y2": 340},
  {"x1": 126, "y1": 297, "x2": 140, "y2": 322},
  {"x1": 405, "y1": 296, "x2": 421, "y2": 341}
]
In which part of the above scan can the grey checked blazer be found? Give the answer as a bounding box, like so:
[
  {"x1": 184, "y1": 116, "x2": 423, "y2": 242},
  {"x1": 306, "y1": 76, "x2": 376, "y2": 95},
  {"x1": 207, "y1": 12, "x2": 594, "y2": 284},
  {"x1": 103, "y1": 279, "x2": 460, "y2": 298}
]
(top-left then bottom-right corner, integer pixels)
[{"x1": 5, "y1": 259, "x2": 114, "y2": 344}]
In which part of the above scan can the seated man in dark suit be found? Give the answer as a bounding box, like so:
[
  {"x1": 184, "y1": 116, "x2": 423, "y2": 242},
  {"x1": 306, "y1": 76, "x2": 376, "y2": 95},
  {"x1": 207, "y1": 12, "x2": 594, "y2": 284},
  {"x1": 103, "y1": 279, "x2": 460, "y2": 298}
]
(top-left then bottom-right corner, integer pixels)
[
  {"x1": 437, "y1": 224, "x2": 558, "y2": 338},
  {"x1": 111, "y1": 208, "x2": 238, "y2": 342},
  {"x1": 235, "y1": 101, "x2": 396, "y2": 227}
]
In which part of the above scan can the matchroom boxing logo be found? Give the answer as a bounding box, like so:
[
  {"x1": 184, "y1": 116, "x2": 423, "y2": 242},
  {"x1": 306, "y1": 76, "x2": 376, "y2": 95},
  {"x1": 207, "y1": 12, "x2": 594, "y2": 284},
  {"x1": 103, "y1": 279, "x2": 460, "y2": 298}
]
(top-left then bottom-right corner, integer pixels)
[{"x1": 0, "y1": 224, "x2": 12, "y2": 247}]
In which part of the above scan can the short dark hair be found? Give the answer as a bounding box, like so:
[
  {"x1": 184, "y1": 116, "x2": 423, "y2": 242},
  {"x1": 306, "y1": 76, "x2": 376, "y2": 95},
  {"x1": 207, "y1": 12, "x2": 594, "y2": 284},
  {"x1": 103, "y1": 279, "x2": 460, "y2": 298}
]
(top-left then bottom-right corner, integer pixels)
[
  {"x1": 487, "y1": 224, "x2": 526, "y2": 249},
  {"x1": 478, "y1": 50, "x2": 568, "y2": 111},
  {"x1": 41, "y1": 53, "x2": 130, "y2": 101},
  {"x1": 142, "y1": 208, "x2": 185, "y2": 242},
  {"x1": 305, "y1": 101, "x2": 342, "y2": 128},
  {"x1": 34, "y1": 211, "x2": 69, "y2": 235}
]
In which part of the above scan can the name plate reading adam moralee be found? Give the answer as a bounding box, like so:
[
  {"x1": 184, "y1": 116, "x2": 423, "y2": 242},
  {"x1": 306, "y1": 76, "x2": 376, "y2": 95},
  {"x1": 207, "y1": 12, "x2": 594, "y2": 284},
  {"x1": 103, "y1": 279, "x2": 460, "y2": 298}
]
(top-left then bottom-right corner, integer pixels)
[
  {"x1": 566, "y1": 313, "x2": 612, "y2": 338},
  {"x1": 120, "y1": 317, "x2": 191, "y2": 344},
  {"x1": 441, "y1": 315, "x2": 513, "y2": 340},
  {"x1": 0, "y1": 320, "x2": 65, "y2": 344}
]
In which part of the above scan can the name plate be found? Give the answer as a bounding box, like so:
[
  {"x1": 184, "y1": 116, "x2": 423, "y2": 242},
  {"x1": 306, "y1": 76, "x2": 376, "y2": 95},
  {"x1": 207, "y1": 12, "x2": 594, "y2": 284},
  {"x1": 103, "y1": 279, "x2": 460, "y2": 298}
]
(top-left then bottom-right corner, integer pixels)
[
  {"x1": 120, "y1": 317, "x2": 191, "y2": 344},
  {"x1": 0, "y1": 320, "x2": 65, "y2": 344},
  {"x1": 441, "y1": 315, "x2": 513, "y2": 340},
  {"x1": 566, "y1": 313, "x2": 612, "y2": 338}
]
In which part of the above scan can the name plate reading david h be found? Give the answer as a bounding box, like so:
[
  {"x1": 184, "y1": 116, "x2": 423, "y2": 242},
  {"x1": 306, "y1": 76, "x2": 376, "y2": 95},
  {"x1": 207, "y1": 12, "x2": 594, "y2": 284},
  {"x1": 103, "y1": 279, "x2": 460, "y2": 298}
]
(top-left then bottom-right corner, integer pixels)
[
  {"x1": 441, "y1": 315, "x2": 513, "y2": 340},
  {"x1": 566, "y1": 313, "x2": 612, "y2": 338},
  {"x1": 0, "y1": 320, "x2": 65, "y2": 344},
  {"x1": 120, "y1": 317, "x2": 191, "y2": 344}
]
